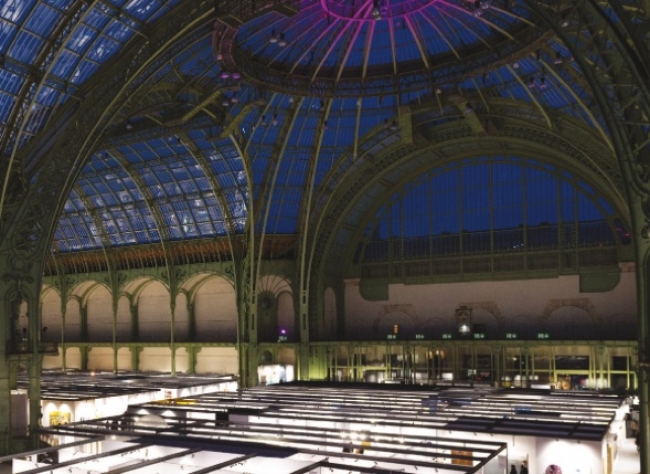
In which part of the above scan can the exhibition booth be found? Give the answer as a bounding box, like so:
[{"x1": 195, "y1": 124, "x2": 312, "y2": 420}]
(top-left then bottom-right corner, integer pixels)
[
  {"x1": 7, "y1": 384, "x2": 633, "y2": 474},
  {"x1": 16, "y1": 371, "x2": 238, "y2": 427}
]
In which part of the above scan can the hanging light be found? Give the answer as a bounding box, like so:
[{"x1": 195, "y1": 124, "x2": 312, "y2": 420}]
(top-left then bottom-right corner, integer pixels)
[
  {"x1": 220, "y1": 71, "x2": 230, "y2": 79},
  {"x1": 371, "y1": 0, "x2": 382, "y2": 20},
  {"x1": 554, "y1": 52, "x2": 564, "y2": 65},
  {"x1": 261, "y1": 115, "x2": 267, "y2": 126},
  {"x1": 269, "y1": 29, "x2": 278, "y2": 43},
  {"x1": 272, "y1": 113, "x2": 278, "y2": 126},
  {"x1": 528, "y1": 76, "x2": 536, "y2": 88},
  {"x1": 539, "y1": 76, "x2": 547, "y2": 89},
  {"x1": 231, "y1": 93, "x2": 238, "y2": 104},
  {"x1": 278, "y1": 33, "x2": 287, "y2": 47},
  {"x1": 216, "y1": 53, "x2": 223, "y2": 61},
  {"x1": 222, "y1": 98, "x2": 230, "y2": 107}
]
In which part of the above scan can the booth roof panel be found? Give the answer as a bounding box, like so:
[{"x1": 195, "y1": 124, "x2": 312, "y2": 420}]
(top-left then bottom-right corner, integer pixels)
[{"x1": 33, "y1": 384, "x2": 625, "y2": 473}]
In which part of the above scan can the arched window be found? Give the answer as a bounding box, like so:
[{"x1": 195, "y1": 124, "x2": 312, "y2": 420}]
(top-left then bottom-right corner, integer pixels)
[{"x1": 357, "y1": 157, "x2": 627, "y2": 280}]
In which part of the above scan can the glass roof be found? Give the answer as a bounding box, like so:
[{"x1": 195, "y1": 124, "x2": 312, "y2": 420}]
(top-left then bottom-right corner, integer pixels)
[
  {"x1": 0, "y1": 0, "x2": 623, "y2": 254},
  {"x1": 366, "y1": 158, "x2": 619, "y2": 240},
  {"x1": 0, "y1": 0, "x2": 179, "y2": 152}
]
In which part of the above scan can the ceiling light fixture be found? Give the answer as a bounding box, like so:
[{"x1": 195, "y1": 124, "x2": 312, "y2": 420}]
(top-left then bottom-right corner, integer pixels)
[{"x1": 371, "y1": 0, "x2": 382, "y2": 20}]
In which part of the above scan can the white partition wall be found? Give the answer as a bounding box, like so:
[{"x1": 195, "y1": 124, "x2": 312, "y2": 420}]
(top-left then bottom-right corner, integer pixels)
[
  {"x1": 139, "y1": 347, "x2": 173, "y2": 372},
  {"x1": 195, "y1": 347, "x2": 238, "y2": 374},
  {"x1": 174, "y1": 347, "x2": 190, "y2": 373},
  {"x1": 87, "y1": 347, "x2": 115, "y2": 371},
  {"x1": 64, "y1": 346, "x2": 83, "y2": 370}
]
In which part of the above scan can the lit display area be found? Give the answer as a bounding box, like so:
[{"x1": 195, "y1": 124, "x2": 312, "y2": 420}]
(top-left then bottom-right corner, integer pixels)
[
  {"x1": 7, "y1": 384, "x2": 632, "y2": 474},
  {"x1": 14, "y1": 372, "x2": 237, "y2": 430}
]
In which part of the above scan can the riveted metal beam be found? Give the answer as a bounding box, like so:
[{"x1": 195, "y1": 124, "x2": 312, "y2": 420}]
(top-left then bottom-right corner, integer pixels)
[
  {"x1": 296, "y1": 98, "x2": 331, "y2": 340},
  {"x1": 0, "y1": 0, "x2": 98, "y2": 215}
]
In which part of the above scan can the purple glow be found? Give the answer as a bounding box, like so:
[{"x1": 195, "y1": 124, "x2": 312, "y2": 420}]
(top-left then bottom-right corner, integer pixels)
[
  {"x1": 280, "y1": 329, "x2": 287, "y2": 335},
  {"x1": 320, "y1": 0, "x2": 437, "y2": 21}
]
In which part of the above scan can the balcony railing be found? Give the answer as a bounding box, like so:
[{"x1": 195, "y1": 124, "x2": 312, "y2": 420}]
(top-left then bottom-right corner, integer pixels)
[{"x1": 7, "y1": 340, "x2": 59, "y2": 355}]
